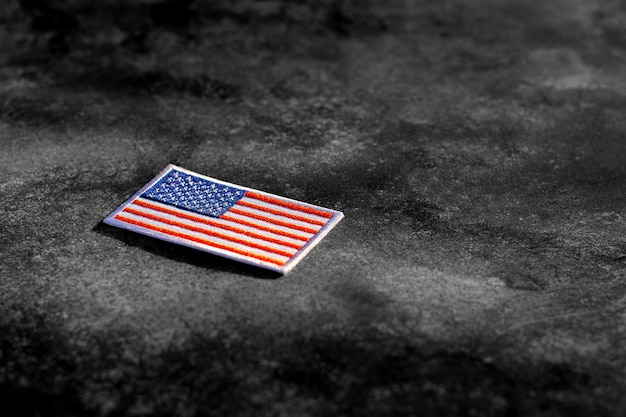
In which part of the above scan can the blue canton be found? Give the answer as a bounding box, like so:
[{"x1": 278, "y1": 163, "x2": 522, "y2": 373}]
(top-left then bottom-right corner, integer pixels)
[{"x1": 142, "y1": 169, "x2": 245, "y2": 217}]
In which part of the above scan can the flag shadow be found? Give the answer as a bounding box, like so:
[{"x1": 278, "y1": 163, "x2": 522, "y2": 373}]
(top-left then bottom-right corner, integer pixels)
[{"x1": 92, "y1": 221, "x2": 283, "y2": 280}]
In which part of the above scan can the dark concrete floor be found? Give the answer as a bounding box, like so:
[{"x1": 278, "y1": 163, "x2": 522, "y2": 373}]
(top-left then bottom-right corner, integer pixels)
[{"x1": 1, "y1": 0, "x2": 626, "y2": 416}]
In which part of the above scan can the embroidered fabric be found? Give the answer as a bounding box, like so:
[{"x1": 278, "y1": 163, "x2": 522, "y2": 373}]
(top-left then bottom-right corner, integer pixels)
[{"x1": 142, "y1": 169, "x2": 245, "y2": 217}]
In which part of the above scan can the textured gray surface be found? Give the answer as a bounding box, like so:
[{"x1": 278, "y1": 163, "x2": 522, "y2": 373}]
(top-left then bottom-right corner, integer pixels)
[{"x1": 1, "y1": 0, "x2": 626, "y2": 416}]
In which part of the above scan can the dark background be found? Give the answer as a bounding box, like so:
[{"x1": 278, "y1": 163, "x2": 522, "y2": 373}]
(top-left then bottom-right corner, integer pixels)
[{"x1": 1, "y1": 0, "x2": 626, "y2": 416}]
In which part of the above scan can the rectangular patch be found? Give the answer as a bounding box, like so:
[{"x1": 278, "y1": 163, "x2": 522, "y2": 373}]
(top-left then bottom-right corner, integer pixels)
[{"x1": 103, "y1": 165, "x2": 344, "y2": 274}]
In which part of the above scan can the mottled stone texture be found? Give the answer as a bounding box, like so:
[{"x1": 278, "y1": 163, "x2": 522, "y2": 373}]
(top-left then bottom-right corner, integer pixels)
[{"x1": 1, "y1": 0, "x2": 625, "y2": 416}]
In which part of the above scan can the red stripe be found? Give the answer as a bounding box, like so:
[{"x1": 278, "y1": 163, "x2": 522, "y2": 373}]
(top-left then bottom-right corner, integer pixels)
[
  {"x1": 132, "y1": 200, "x2": 302, "y2": 250},
  {"x1": 236, "y1": 200, "x2": 327, "y2": 226},
  {"x1": 228, "y1": 207, "x2": 319, "y2": 234},
  {"x1": 114, "y1": 215, "x2": 287, "y2": 266},
  {"x1": 220, "y1": 214, "x2": 310, "y2": 241},
  {"x1": 121, "y1": 208, "x2": 296, "y2": 258},
  {"x1": 245, "y1": 191, "x2": 333, "y2": 218}
]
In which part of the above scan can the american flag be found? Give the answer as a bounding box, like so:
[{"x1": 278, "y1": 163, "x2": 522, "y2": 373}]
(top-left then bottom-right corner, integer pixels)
[{"x1": 104, "y1": 165, "x2": 343, "y2": 274}]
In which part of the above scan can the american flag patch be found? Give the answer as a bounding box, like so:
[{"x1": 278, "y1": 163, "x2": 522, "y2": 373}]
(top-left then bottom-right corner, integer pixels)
[{"x1": 104, "y1": 165, "x2": 344, "y2": 274}]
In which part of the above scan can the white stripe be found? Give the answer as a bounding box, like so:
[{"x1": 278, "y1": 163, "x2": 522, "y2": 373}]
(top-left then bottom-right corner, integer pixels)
[
  {"x1": 230, "y1": 204, "x2": 325, "y2": 231},
  {"x1": 135, "y1": 197, "x2": 312, "y2": 245},
  {"x1": 222, "y1": 211, "x2": 315, "y2": 239},
  {"x1": 238, "y1": 196, "x2": 331, "y2": 223},
  {"x1": 119, "y1": 211, "x2": 292, "y2": 263},
  {"x1": 127, "y1": 202, "x2": 301, "y2": 253}
]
